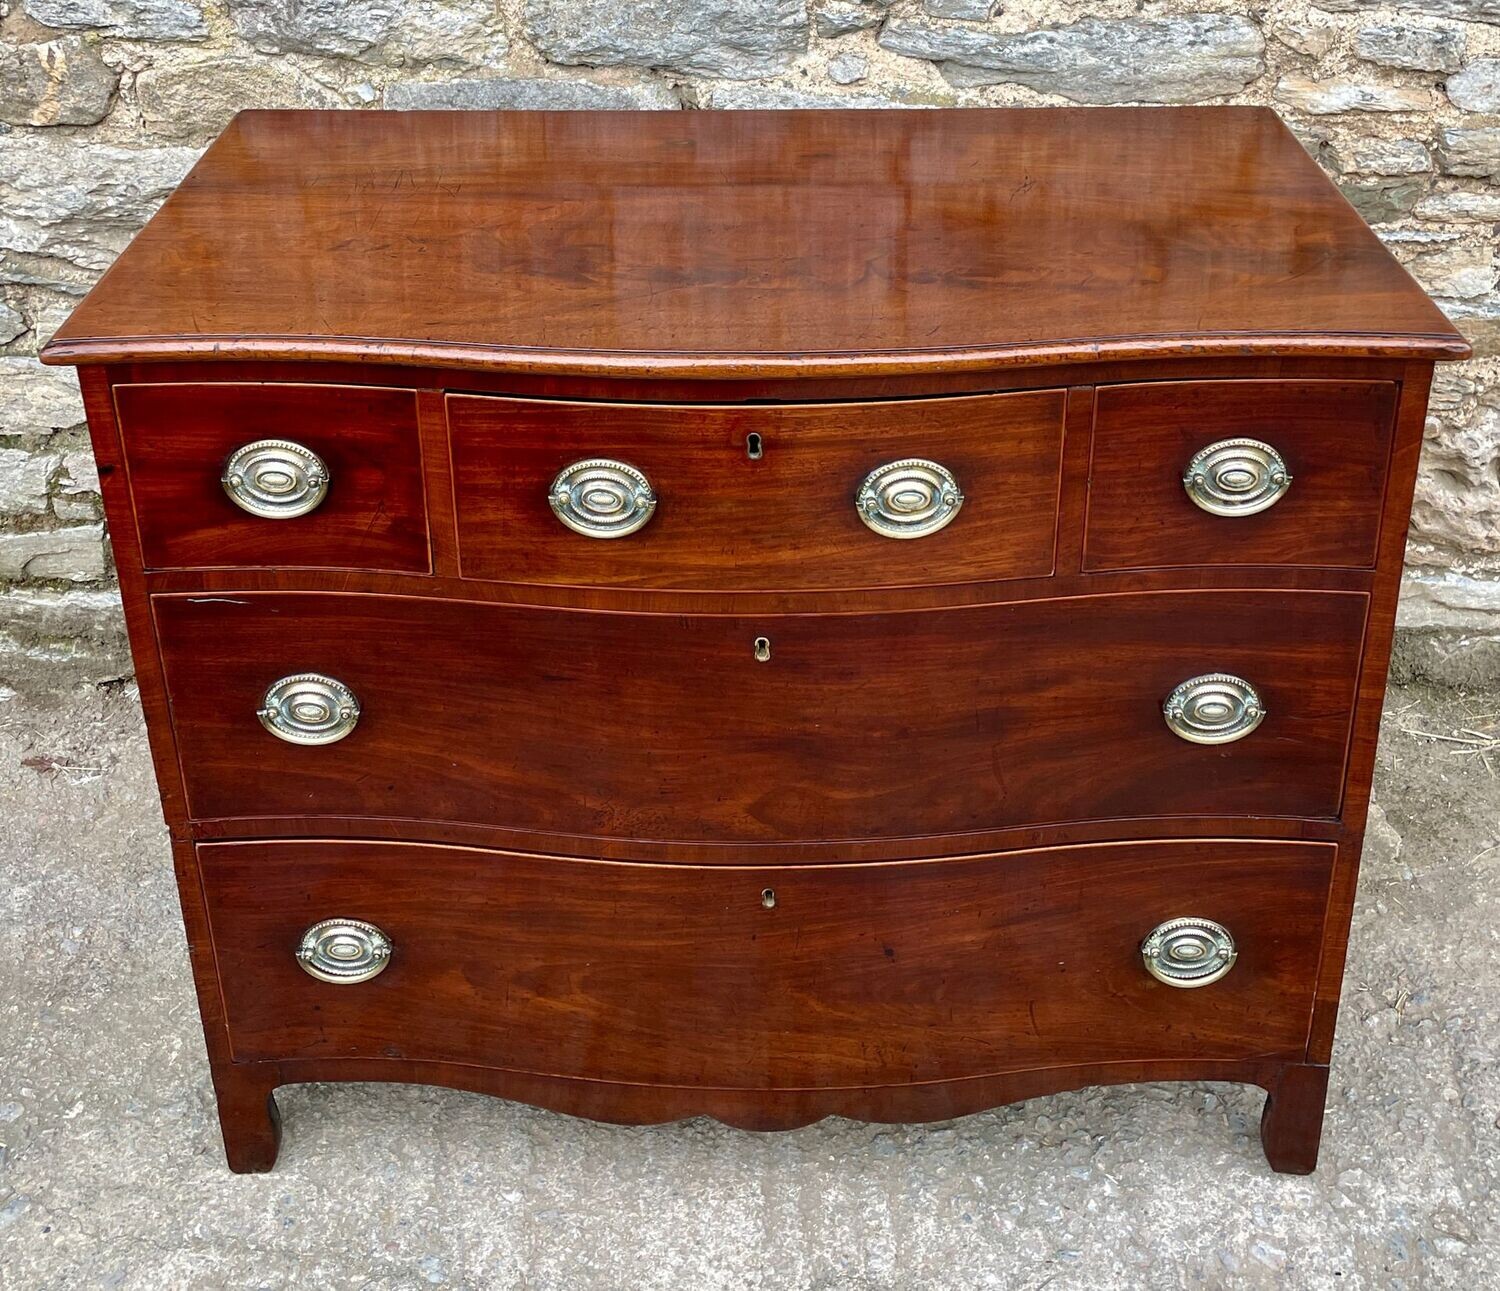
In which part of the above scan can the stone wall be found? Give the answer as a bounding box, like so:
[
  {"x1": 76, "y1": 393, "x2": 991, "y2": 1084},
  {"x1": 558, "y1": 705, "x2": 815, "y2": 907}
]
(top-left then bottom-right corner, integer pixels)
[{"x1": 2, "y1": 0, "x2": 1497, "y2": 696}]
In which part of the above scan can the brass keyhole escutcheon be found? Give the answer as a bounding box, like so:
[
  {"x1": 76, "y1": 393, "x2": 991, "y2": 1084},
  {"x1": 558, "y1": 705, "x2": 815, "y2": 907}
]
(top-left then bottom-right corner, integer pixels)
[
  {"x1": 746, "y1": 432, "x2": 764, "y2": 460},
  {"x1": 754, "y1": 636, "x2": 772, "y2": 662},
  {"x1": 761, "y1": 888, "x2": 777, "y2": 909}
]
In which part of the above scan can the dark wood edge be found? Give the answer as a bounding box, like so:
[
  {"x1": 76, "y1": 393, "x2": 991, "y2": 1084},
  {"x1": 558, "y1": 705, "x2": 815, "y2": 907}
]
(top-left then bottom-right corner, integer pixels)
[
  {"x1": 1304, "y1": 362, "x2": 1434, "y2": 1064},
  {"x1": 213, "y1": 1053, "x2": 1316, "y2": 1135},
  {"x1": 39, "y1": 331, "x2": 1472, "y2": 374}
]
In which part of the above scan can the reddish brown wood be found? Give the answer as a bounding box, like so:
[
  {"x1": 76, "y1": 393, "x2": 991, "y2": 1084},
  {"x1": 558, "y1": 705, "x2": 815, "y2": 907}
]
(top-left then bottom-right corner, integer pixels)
[
  {"x1": 42, "y1": 110, "x2": 1470, "y2": 1174},
  {"x1": 449, "y1": 392, "x2": 1065, "y2": 590},
  {"x1": 199, "y1": 838, "x2": 1333, "y2": 1083},
  {"x1": 153, "y1": 589, "x2": 1368, "y2": 842},
  {"x1": 1084, "y1": 380, "x2": 1398, "y2": 571},
  {"x1": 39, "y1": 110, "x2": 1466, "y2": 377},
  {"x1": 1260, "y1": 1063, "x2": 1331, "y2": 1175},
  {"x1": 114, "y1": 382, "x2": 429, "y2": 573}
]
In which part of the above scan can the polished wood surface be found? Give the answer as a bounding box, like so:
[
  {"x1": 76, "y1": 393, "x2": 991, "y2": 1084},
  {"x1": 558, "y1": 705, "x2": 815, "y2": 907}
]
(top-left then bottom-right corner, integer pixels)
[
  {"x1": 40, "y1": 109, "x2": 1467, "y2": 377},
  {"x1": 1084, "y1": 380, "x2": 1398, "y2": 572},
  {"x1": 116, "y1": 382, "x2": 429, "y2": 573},
  {"x1": 154, "y1": 589, "x2": 1367, "y2": 842},
  {"x1": 43, "y1": 107, "x2": 1469, "y2": 1173},
  {"x1": 450, "y1": 391, "x2": 1065, "y2": 589},
  {"x1": 200, "y1": 838, "x2": 1334, "y2": 1083}
]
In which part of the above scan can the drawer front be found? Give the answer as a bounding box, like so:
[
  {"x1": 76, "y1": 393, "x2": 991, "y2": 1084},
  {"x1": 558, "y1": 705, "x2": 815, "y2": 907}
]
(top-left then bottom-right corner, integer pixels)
[
  {"x1": 1084, "y1": 380, "x2": 1397, "y2": 571},
  {"x1": 201, "y1": 838, "x2": 1333, "y2": 1082},
  {"x1": 156, "y1": 589, "x2": 1366, "y2": 841},
  {"x1": 116, "y1": 383, "x2": 429, "y2": 573},
  {"x1": 449, "y1": 392, "x2": 1065, "y2": 590}
]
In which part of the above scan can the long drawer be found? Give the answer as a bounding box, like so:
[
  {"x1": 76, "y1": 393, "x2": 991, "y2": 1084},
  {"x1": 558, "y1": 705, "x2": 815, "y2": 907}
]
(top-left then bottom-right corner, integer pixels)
[
  {"x1": 155, "y1": 589, "x2": 1367, "y2": 841},
  {"x1": 200, "y1": 838, "x2": 1334, "y2": 1083},
  {"x1": 448, "y1": 391, "x2": 1066, "y2": 590}
]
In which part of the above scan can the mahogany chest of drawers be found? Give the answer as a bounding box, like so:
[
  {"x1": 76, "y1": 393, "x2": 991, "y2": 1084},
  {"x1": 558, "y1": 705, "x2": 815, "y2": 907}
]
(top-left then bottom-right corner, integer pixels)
[{"x1": 41, "y1": 107, "x2": 1469, "y2": 1174}]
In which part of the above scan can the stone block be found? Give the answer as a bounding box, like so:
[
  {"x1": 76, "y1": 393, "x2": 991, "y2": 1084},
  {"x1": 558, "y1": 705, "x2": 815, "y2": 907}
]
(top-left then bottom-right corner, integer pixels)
[
  {"x1": 0, "y1": 359, "x2": 84, "y2": 436},
  {"x1": 1356, "y1": 24, "x2": 1464, "y2": 73},
  {"x1": 1448, "y1": 59, "x2": 1500, "y2": 114},
  {"x1": 386, "y1": 77, "x2": 679, "y2": 111},
  {"x1": 1274, "y1": 77, "x2": 1430, "y2": 115},
  {"x1": 137, "y1": 56, "x2": 341, "y2": 143},
  {"x1": 879, "y1": 14, "x2": 1264, "y2": 104},
  {"x1": 1439, "y1": 127, "x2": 1500, "y2": 180},
  {"x1": 0, "y1": 449, "x2": 61, "y2": 517},
  {"x1": 0, "y1": 525, "x2": 106, "y2": 582},
  {"x1": 0, "y1": 36, "x2": 119, "y2": 127},
  {"x1": 22, "y1": 0, "x2": 206, "y2": 40},
  {"x1": 525, "y1": 0, "x2": 807, "y2": 80},
  {"x1": 227, "y1": 0, "x2": 397, "y2": 58}
]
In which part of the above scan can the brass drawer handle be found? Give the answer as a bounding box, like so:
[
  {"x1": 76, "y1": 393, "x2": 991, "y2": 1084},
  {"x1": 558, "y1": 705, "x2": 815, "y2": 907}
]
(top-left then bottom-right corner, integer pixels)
[
  {"x1": 1163, "y1": 673, "x2": 1264, "y2": 745},
  {"x1": 549, "y1": 458, "x2": 657, "y2": 538},
  {"x1": 297, "y1": 918, "x2": 392, "y2": 984},
  {"x1": 1141, "y1": 917, "x2": 1237, "y2": 988},
  {"x1": 259, "y1": 673, "x2": 360, "y2": 745},
  {"x1": 856, "y1": 458, "x2": 964, "y2": 539},
  {"x1": 1182, "y1": 438, "x2": 1291, "y2": 517},
  {"x1": 222, "y1": 439, "x2": 330, "y2": 518}
]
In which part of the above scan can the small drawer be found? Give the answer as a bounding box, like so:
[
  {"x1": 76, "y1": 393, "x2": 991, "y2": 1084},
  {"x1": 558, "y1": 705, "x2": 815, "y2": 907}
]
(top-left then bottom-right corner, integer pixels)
[
  {"x1": 1083, "y1": 380, "x2": 1397, "y2": 571},
  {"x1": 115, "y1": 383, "x2": 429, "y2": 573},
  {"x1": 154, "y1": 588, "x2": 1367, "y2": 842},
  {"x1": 448, "y1": 392, "x2": 1066, "y2": 590},
  {"x1": 200, "y1": 837, "x2": 1333, "y2": 1082}
]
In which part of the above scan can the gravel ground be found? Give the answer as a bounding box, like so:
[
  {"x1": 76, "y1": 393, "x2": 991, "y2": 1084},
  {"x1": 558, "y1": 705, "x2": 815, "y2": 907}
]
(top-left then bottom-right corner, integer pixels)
[{"x1": 0, "y1": 681, "x2": 1496, "y2": 1290}]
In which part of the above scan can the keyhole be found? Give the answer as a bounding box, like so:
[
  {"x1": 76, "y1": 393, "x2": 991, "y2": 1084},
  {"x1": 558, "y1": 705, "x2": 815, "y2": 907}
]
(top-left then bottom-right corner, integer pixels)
[
  {"x1": 761, "y1": 888, "x2": 777, "y2": 909},
  {"x1": 753, "y1": 636, "x2": 771, "y2": 662},
  {"x1": 746, "y1": 432, "x2": 764, "y2": 460}
]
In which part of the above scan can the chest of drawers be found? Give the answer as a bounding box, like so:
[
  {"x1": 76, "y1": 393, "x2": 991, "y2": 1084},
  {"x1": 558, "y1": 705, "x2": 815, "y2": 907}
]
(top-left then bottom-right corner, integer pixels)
[{"x1": 41, "y1": 107, "x2": 1469, "y2": 1174}]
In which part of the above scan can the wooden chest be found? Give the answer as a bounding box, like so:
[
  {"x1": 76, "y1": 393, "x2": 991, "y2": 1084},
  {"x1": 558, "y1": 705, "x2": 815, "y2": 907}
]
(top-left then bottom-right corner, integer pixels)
[{"x1": 41, "y1": 107, "x2": 1469, "y2": 1174}]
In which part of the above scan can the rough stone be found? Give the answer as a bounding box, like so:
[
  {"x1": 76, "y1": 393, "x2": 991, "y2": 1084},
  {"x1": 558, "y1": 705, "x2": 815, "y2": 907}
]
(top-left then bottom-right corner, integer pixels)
[
  {"x1": 1439, "y1": 127, "x2": 1500, "y2": 180},
  {"x1": 1274, "y1": 77, "x2": 1430, "y2": 114},
  {"x1": 923, "y1": 0, "x2": 995, "y2": 18},
  {"x1": 1329, "y1": 136, "x2": 1433, "y2": 177},
  {"x1": 0, "y1": 300, "x2": 24, "y2": 346},
  {"x1": 1448, "y1": 59, "x2": 1500, "y2": 114},
  {"x1": 695, "y1": 84, "x2": 940, "y2": 109},
  {"x1": 879, "y1": 15, "x2": 1265, "y2": 104},
  {"x1": 0, "y1": 35, "x2": 119, "y2": 127},
  {"x1": 1415, "y1": 190, "x2": 1500, "y2": 222},
  {"x1": 0, "y1": 525, "x2": 105, "y2": 582},
  {"x1": 1355, "y1": 24, "x2": 1463, "y2": 73},
  {"x1": 827, "y1": 52, "x2": 868, "y2": 85},
  {"x1": 0, "y1": 359, "x2": 84, "y2": 435},
  {"x1": 136, "y1": 56, "x2": 342, "y2": 143},
  {"x1": 0, "y1": 448, "x2": 60, "y2": 517},
  {"x1": 1315, "y1": 0, "x2": 1500, "y2": 22},
  {"x1": 1269, "y1": 17, "x2": 1336, "y2": 57},
  {"x1": 0, "y1": 136, "x2": 199, "y2": 274},
  {"x1": 0, "y1": 586, "x2": 127, "y2": 690},
  {"x1": 227, "y1": 0, "x2": 398, "y2": 58},
  {"x1": 22, "y1": 0, "x2": 206, "y2": 39},
  {"x1": 386, "y1": 76, "x2": 679, "y2": 111},
  {"x1": 1436, "y1": 295, "x2": 1500, "y2": 358},
  {"x1": 525, "y1": 0, "x2": 807, "y2": 81},
  {"x1": 1412, "y1": 404, "x2": 1500, "y2": 555},
  {"x1": 812, "y1": 1, "x2": 878, "y2": 38},
  {"x1": 1339, "y1": 179, "x2": 1424, "y2": 224},
  {"x1": 1385, "y1": 231, "x2": 1498, "y2": 300},
  {"x1": 381, "y1": 1, "x2": 510, "y2": 69}
]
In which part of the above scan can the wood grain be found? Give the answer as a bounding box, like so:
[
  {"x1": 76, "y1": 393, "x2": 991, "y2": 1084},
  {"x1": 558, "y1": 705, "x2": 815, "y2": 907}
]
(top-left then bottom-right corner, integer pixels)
[
  {"x1": 153, "y1": 589, "x2": 1368, "y2": 841},
  {"x1": 449, "y1": 391, "x2": 1065, "y2": 590},
  {"x1": 115, "y1": 382, "x2": 429, "y2": 573},
  {"x1": 200, "y1": 837, "x2": 1335, "y2": 1085},
  {"x1": 1084, "y1": 380, "x2": 1398, "y2": 571},
  {"x1": 40, "y1": 110, "x2": 1467, "y2": 377}
]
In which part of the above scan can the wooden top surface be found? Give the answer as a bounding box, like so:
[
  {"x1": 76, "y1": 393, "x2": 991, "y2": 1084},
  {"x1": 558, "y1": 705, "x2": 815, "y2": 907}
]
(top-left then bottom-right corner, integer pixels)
[{"x1": 42, "y1": 107, "x2": 1468, "y2": 376}]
